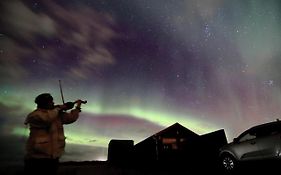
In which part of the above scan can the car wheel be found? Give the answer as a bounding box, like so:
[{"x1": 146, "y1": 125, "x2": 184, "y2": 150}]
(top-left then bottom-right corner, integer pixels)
[{"x1": 221, "y1": 154, "x2": 237, "y2": 172}]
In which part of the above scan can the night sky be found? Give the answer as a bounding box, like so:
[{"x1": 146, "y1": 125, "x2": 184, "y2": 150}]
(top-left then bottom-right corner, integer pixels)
[{"x1": 1, "y1": 0, "x2": 281, "y2": 164}]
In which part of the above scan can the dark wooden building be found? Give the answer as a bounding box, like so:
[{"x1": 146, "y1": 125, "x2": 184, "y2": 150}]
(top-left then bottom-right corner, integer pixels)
[
  {"x1": 107, "y1": 123, "x2": 227, "y2": 170},
  {"x1": 133, "y1": 123, "x2": 227, "y2": 167},
  {"x1": 134, "y1": 123, "x2": 200, "y2": 163}
]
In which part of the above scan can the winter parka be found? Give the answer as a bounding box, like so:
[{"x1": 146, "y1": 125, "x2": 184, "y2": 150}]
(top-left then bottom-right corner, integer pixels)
[{"x1": 24, "y1": 107, "x2": 80, "y2": 159}]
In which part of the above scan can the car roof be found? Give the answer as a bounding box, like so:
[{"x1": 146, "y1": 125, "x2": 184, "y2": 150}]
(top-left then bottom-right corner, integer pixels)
[
  {"x1": 250, "y1": 120, "x2": 281, "y2": 131},
  {"x1": 238, "y1": 120, "x2": 281, "y2": 137},
  {"x1": 252, "y1": 120, "x2": 281, "y2": 128}
]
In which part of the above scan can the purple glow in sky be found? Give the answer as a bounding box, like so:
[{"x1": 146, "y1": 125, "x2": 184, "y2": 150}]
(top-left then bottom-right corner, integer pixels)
[{"x1": 1, "y1": 0, "x2": 281, "y2": 164}]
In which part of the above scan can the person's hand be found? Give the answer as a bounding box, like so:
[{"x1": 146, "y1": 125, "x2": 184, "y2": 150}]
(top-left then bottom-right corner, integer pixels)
[
  {"x1": 74, "y1": 99, "x2": 83, "y2": 112},
  {"x1": 75, "y1": 99, "x2": 83, "y2": 107}
]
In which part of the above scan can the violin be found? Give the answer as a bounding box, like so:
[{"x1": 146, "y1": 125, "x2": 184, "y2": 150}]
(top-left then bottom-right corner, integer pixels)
[{"x1": 56, "y1": 100, "x2": 87, "y2": 111}]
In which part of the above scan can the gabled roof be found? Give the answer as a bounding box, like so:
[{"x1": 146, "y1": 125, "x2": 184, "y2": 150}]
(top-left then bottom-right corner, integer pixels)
[
  {"x1": 153, "y1": 122, "x2": 199, "y2": 138},
  {"x1": 135, "y1": 123, "x2": 199, "y2": 146}
]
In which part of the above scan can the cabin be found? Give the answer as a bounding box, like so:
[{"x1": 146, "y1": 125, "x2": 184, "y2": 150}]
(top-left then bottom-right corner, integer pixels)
[
  {"x1": 108, "y1": 123, "x2": 227, "y2": 168},
  {"x1": 134, "y1": 123, "x2": 200, "y2": 164}
]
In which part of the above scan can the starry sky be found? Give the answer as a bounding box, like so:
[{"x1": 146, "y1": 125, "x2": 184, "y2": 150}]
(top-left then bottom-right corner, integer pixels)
[{"x1": 1, "y1": 0, "x2": 281, "y2": 164}]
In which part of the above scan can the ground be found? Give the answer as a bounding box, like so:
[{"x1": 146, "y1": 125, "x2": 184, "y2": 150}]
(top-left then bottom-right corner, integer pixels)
[{"x1": 1, "y1": 160, "x2": 279, "y2": 175}]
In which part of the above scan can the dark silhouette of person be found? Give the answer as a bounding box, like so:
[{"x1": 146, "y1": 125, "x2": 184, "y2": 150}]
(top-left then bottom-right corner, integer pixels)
[{"x1": 24, "y1": 93, "x2": 84, "y2": 175}]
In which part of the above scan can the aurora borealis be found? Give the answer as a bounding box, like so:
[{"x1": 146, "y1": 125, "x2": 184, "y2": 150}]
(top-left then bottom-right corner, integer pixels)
[{"x1": 1, "y1": 0, "x2": 281, "y2": 164}]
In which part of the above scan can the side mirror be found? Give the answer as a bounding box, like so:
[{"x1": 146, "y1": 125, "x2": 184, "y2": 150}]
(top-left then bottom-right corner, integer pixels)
[{"x1": 233, "y1": 138, "x2": 238, "y2": 143}]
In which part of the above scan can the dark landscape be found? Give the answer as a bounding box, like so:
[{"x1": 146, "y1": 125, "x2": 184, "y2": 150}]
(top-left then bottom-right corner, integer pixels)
[
  {"x1": 1, "y1": 159, "x2": 279, "y2": 175},
  {"x1": 1, "y1": 123, "x2": 280, "y2": 175}
]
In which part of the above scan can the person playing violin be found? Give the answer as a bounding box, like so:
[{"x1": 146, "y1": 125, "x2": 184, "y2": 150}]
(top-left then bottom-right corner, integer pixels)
[{"x1": 24, "y1": 93, "x2": 85, "y2": 175}]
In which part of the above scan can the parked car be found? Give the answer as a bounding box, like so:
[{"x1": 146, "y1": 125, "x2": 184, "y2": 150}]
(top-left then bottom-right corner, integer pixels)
[{"x1": 219, "y1": 120, "x2": 281, "y2": 172}]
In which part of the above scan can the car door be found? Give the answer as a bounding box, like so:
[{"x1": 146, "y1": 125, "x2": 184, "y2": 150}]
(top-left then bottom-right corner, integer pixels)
[
  {"x1": 255, "y1": 123, "x2": 281, "y2": 159},
  {"x1": 232, "y1": 129, "x2": 261, "y2": 160}
]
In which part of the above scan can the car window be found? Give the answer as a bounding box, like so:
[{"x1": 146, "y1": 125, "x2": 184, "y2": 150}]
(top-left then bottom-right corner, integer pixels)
[
  {"x1": 239, "y1": 132, "x2": 256, "y2": 142},
  {"x1": 256, "y1": 123, "x2": 281, "y2": 137},
  {"x1": 256, "y1": 127, "x2": 269, "y2": 137}
]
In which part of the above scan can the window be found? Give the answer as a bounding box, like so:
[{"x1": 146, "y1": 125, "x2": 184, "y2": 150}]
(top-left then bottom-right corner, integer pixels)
[
  {"x1": 162, "y1": 138, "x2": 178, "y2": 150},
  {"x1": 239, "y1": 132, "x2": 256, "y2": 142}
]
